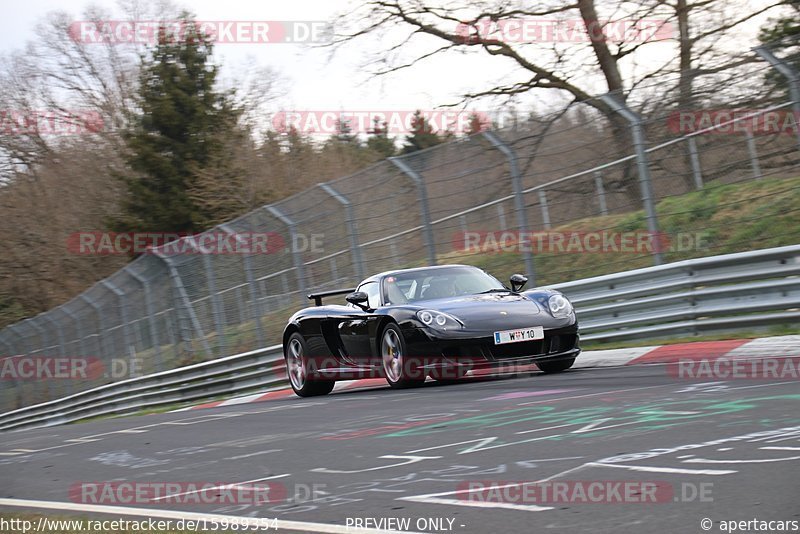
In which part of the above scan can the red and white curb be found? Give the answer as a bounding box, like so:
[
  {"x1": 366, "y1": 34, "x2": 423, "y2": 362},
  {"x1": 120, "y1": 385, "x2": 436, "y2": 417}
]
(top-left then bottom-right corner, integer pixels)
[{"x1": 171, "y1": 335, "x2": 800, "y2": 412}]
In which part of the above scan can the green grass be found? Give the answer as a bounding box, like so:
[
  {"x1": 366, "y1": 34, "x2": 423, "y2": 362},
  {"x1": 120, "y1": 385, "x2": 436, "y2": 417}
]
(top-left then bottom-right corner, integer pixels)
[{"x1": 441, "y1": 175, "x2": 800, "y2": 286}]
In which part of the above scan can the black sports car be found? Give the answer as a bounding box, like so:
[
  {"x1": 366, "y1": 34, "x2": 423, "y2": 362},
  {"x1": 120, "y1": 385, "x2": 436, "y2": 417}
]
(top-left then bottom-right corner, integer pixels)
[{"x1": 282, "y1": 264, "x2": 580, "y2": 396}]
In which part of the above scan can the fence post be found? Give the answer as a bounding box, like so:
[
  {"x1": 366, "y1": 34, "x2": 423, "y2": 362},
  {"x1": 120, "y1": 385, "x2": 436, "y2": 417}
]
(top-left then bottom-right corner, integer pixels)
[
  {"x1": 683, "y1": 137, "x2": 703, "y2": 189},
  {"x1": 25, "y1": 319, "x2": 51, "y2": 400},
  {"x1": 42, "y1": 314, "x2": 67, "y2": 400},
  {"x1": 152, "y1": 248, "x2": 212, "y2": 361},
  {"x1": 79, "y1": 294, "x2": 107, "y2": 361},
  {"x1": 744, "y1": 131, "x2": 762, "y2": 180},
  {"x1": 42, "y1": 314, "x2": 67, "y2": 358},
  {"x1": 754, "y1": 44, "x2": 800, "y2": 151},
  {"x1": 594, "y1": 171, "x2": 609, "y2": 215},
  {"x1": 388, "y1": 157, "x2": 437, "y2": 266},
  {"x1": 497, "y1": 204, "x2": 508, "y2": 231},
  {"x1": 124, "y1": 266, "x2": 163, "y2": 372},
  {"x1": 219, "y1": 224, "x2": 265, "y2": 347},
  {"x1": 61, "y1": 306, "x2": 89, "y2": 364},
  {"x1": 599, "y1": 94, "x2": 664, "y2": 266},
  {"x1": 265, "y1": 206, "x2": 308, "y2": 300},
  {"x1": 201, "y1": 250, "x2": 227, "y2": 358},
  {"x1": 537, "y1": 190, "x2": 551, "y2": 229},
  {"x1": 0, "y1": 334, "x2": 22, "y2": 409},
  {"x1": 7, "y1": 325, "x2": 27, "y2": 406},
  {"x1": 318, "y1": 182, "x2": 365, "y2": 280},
  {"x1": 483, "y1": 130, "x2": 536, "y2": 283},
  {"x1": 101, "y1": 280, "x2": 134, "y2": 370}
]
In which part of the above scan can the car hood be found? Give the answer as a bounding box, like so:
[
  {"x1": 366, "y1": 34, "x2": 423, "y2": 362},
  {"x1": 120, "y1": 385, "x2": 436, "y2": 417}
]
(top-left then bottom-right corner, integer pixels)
[{"x1": 419, "y1": 292, "x2": 551, "y2": 330}]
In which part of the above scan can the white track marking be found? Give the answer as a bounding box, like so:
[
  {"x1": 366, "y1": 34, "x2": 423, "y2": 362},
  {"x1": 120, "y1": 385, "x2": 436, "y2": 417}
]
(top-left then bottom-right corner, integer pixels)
[
  {"x1": 397, "y1": 463, "x2": 587, "y2": 511},
  {"x1": 149, "y1": 474, "x2": 290, "y2": 501},
  {"x1": 761, "y1": 446, "x2": 800, "y2": 451},
  {"x1": 0, "y1": 498, "x2": 423, "y2": 534},
  {"x1": 223, "y1": 449, "x2": 282, "y2": 461},
  {"x1": 683, "y1": 456, "x2": 800, "y2": 464},
  {"x1": 515, "y1": 384, "x2": 672, "y2": 406},
  {"x1": 585, "y1": 461, "x2": 736, "y2": 475},
  {"x1": 398, "y1": 496, "x2": 553, "y2": 512}
]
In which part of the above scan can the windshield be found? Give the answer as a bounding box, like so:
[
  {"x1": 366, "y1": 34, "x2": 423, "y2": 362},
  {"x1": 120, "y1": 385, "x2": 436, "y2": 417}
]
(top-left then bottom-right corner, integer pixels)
[{"x1": 382, "y1": 266, "x2": 505, "y2": 304}]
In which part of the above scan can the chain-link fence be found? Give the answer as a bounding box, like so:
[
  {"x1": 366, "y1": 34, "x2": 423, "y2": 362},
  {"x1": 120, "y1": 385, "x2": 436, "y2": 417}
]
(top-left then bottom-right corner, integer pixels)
[{"x1": 2, "y1": 42, "x2": 800, "y2": 412}]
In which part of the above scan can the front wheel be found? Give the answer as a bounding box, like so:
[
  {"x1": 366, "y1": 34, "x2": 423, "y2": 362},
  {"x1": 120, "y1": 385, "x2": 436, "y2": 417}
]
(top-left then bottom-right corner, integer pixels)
[
  {"x1": 536, "y1": 358, "x2": 576, "y2": 374},
  {"x1": 285, "y1": 332, "x2": 335, "y2": 397},
  {"x1": 380, "y1": 323, "x2": 425, "y2": 389}
]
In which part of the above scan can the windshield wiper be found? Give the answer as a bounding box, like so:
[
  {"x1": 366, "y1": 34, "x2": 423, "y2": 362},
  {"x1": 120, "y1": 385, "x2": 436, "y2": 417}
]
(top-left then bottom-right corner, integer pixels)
[{"x1": 476, "y1": 288, "x2": 510, "y2": 294}]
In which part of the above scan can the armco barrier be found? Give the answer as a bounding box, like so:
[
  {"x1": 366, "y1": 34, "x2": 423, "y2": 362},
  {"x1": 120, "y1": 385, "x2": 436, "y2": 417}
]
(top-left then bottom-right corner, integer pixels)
[{"x1": 0, "y1": 245, "x2": 797, "y2": 432}]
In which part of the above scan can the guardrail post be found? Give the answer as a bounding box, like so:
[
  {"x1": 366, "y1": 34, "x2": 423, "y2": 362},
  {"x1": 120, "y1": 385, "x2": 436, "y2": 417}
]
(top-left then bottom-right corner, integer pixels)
[
  {"x1": 219, "y1": 224, "x2": 265, "y2": 347},
  {"x1": 124, "y1": 267, "x2": 163, "y2": 372},
  {"x1": 599, "y1": 94, "x2": 664, "y2": 266},
  {"x1": 389, "y1": 157, "x2": 437, "y2": 266},
  {"x1": 319, "y1": 182, "x2": 365, "y2": 280},
  {"x1": 744, "y1": 131, "x2": 762, "y2": 180},
  {"x1": 265, "y1": 206, "x2": 308, "y2": 300},
  {"x1": 594, "y1": 171, "x2": 609, "y2": 215},
  {"x1": 482, "y1": 131, "x2": 536, "y2": 283},
  {"x1": 754, "y1": 45, "x2": 800, "y2": 151},
  {"x1": 686, "y1": 137, "x2": 703, "y2": 189},
  {"x1": 152, "y1": 248, "x2": 213, "y2": 361}
]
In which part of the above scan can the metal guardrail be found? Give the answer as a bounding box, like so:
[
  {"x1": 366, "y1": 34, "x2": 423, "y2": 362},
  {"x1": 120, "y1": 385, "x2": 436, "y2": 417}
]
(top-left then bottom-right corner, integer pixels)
[
  {"x1": 1, "y1": 245, "x2": 798, "y2": 432},
  {"x1": 550, "y1": 245, "x2": 800, "y2": 341}
]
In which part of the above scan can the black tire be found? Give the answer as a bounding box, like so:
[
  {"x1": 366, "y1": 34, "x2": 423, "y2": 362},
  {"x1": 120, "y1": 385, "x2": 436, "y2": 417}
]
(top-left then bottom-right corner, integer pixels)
[
  {"x1": 285, "y1": 332, "x2": 335, "y2": 397},
  {"x1": 536, "y1": 358, "x2": 576, "y2": 374},
  {"x1": 380, "y1": 323, "x2": 425, "y2": 389}
]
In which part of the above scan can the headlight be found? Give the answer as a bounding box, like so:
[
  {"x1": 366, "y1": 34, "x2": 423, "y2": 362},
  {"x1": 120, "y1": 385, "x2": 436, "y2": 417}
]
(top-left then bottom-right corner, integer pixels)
[
  {"x1": 416, "y1": 310, "x2": 463, "y2": 330},
  {"x1": 548, "y1": 294, "x2": 573, "y2": 318}
]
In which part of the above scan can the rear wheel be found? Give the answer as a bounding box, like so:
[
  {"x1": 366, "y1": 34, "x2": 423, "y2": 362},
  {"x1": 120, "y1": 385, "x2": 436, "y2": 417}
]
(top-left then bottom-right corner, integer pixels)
[
  {"x1": 536, "y1": 358, "x2": 575, "y2": 374},
  {"x1": 380, "y1": 323, "x2": 425, "y2": 389},
  {"x1": 285, "y1": 332, "x2": 335, "y2": 397}
]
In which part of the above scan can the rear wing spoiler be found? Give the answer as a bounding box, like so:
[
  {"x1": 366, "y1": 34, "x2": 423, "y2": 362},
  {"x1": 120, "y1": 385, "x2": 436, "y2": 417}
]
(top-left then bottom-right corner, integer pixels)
[{"x1": 307, "y1": 288, "x2": 356, "y2": 307}]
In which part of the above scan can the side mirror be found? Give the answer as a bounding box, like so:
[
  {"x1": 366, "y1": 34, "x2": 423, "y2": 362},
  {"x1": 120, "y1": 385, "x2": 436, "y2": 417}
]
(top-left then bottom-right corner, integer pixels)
[
  {"x1": 510, "y1": 274, "x2": 528, "y2": 292},
  {"x1": 346, "y1": 291, "x2": 370, "y2": 310}
]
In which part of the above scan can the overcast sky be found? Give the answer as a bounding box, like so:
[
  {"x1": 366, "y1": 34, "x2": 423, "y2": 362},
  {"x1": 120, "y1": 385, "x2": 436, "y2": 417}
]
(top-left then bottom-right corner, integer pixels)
[{"x1": 1, "y1": 0, "x2": 782, "y2": 133}]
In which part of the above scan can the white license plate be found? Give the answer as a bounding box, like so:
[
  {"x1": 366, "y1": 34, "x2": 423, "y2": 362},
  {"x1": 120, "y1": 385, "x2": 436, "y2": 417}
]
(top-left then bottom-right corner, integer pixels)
[{"x1": 494, "y1": 326, "x2": 544, "y2": 345}]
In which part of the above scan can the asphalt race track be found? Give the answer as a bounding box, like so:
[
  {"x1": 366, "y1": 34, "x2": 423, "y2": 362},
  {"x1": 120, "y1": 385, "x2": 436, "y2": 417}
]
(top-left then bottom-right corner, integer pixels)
[{"x1": 1, "y1": 363, "x2": 799, "y2": 533}]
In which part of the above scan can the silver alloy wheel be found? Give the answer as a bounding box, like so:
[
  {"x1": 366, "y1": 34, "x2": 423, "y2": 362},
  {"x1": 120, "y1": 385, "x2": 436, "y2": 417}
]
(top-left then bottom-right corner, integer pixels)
[
  {"x1": 381, "y1": 328, "x2": 403, "y2": 383},
  {"x1": 287, "y1": 338, "x2": 306, "y2": 390}
]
